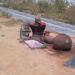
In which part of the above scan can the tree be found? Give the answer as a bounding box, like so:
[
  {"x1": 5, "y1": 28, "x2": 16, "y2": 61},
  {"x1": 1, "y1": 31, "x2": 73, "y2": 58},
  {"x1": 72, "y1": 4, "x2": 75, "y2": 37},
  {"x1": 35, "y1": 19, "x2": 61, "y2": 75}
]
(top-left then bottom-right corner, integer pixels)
[
  {"x1": 55, "y1": 0, "x2": 67, "y2": 13},
  {"x1": 38, "y1": 1, "x2": 48, "y2": 13},
  {"x1": 65, "y1": 6, "x2": 75, "y2": 24}
]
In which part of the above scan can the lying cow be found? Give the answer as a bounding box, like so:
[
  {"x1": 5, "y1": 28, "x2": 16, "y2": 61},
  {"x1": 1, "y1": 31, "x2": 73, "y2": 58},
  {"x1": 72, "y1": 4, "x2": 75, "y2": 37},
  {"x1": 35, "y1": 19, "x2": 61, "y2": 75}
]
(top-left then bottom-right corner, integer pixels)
[{"x1": 43, "y1": 30, "x2": 72, "y2": 51}]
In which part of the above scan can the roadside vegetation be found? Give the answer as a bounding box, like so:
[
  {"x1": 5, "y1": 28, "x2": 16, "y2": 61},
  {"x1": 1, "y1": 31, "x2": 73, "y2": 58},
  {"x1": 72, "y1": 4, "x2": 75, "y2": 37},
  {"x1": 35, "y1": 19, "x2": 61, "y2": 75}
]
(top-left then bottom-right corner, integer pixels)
[
  {"x1": 0, "y1": 0, "x2": 75, "y2": 25},
  {"x1": 0, "y1": 12, "x2": 20, "y2": 27}
]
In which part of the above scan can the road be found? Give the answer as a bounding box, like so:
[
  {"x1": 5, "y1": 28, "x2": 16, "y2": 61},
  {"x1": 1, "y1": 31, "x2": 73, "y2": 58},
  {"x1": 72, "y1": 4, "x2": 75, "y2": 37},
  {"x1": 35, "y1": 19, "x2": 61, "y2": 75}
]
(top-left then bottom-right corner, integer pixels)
[{"x1": 0, "y1": 7, "x2": 75, "y2": 36}]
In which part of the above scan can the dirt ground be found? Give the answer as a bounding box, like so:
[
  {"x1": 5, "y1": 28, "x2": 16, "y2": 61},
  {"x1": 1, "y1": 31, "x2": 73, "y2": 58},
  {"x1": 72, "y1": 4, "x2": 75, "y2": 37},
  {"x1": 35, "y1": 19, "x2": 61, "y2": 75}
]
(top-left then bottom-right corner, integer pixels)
[{"x1": 0, "y1": 17, "x2": 75, "y2": 75}]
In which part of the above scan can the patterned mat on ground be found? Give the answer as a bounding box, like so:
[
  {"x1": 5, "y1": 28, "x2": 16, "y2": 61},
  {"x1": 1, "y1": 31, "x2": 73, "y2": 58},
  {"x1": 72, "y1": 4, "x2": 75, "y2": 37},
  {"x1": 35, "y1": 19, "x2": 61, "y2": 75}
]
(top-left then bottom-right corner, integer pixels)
[
  {"x1": 64, "y1": 56, "x2": 75, "y2": 68},
  {"x1": 25, "y1": 40, "x2": 47, "y2": 49}
]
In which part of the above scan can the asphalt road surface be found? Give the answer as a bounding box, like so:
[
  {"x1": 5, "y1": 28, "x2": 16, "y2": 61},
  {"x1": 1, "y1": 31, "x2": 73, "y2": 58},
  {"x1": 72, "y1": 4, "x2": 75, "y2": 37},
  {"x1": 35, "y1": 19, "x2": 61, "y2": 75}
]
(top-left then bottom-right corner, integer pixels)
[{"x1": 0, "y1": 7, "x2": 75, "y2": 37}]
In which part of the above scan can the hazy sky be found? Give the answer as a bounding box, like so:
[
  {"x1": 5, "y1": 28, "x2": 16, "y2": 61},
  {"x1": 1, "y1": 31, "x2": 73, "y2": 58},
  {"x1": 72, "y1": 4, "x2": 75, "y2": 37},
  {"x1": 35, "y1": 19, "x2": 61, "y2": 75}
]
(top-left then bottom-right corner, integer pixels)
[{"x1": 68, "y1": 0, "x2": 75, "y2": 2}]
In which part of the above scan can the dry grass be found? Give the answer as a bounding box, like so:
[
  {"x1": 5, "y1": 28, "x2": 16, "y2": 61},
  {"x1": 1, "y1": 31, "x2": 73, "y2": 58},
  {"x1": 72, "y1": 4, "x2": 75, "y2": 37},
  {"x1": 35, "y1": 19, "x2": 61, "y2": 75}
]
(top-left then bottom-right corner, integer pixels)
[
  {"x1": 0, "y1": 18, "x2": 21, "y2": 27},
  {"x1": 64, "y1": 7, "x2": 75, "y2": 24},
  {"x1": 3, "y1": 19, "x2": 19, "y2": 27}
]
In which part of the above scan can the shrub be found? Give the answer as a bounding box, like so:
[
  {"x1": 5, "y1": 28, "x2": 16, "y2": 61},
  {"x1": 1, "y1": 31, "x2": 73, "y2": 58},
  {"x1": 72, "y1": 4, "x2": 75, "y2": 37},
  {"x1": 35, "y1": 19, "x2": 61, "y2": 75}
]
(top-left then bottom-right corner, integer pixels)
[
  {"x1": 38, "y1": 1, "x2": 48, "y2": 13},
  {"x1": 1, "y1": 12, "x2": 11, "y2": 18},
  {"x1": 55, "y1": 0, "x2": 67, "y2": 13},
  {"x1": 65, "y1": 6, "x2": 75, "y2": 24}
]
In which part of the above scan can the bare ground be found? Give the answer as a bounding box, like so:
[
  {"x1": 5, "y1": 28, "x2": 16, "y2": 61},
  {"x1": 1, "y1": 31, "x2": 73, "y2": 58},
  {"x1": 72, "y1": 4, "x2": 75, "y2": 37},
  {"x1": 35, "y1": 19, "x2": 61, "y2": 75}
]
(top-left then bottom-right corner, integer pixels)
[{"x1": 0, "y1": 17, "x2": 75, "y2": 75}]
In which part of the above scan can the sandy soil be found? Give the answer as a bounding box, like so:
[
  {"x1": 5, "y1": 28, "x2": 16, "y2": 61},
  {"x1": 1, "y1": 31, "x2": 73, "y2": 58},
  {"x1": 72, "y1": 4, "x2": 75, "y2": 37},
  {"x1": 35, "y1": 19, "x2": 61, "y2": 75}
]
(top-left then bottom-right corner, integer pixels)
[{"x1": 0, "y1": 17, "x2": 75, "y2": 75}]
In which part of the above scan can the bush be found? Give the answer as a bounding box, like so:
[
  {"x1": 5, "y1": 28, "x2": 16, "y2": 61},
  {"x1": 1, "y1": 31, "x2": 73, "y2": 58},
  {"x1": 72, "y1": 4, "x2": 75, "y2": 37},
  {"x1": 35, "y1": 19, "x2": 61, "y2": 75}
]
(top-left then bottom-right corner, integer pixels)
[
  {"x1": 55, "y1": 0, "x2": 67, "y2": 13},
  {"x1": 38, "y1": 1, "x2": 48, "y2": 13},
  {"x1": 65, "y1": 6, "x2": 75, "y2": 24},
  {"x1": 0, "y1": 12, "x2": 11, "y2": 18}
]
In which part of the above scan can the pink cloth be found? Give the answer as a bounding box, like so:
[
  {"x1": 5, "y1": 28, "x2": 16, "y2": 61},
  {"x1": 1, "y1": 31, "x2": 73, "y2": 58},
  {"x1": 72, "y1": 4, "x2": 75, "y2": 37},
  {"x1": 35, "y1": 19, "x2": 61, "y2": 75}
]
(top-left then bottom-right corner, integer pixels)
[{"x1": 25, "y1": 40, "x2": 43, "y2": 48}]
